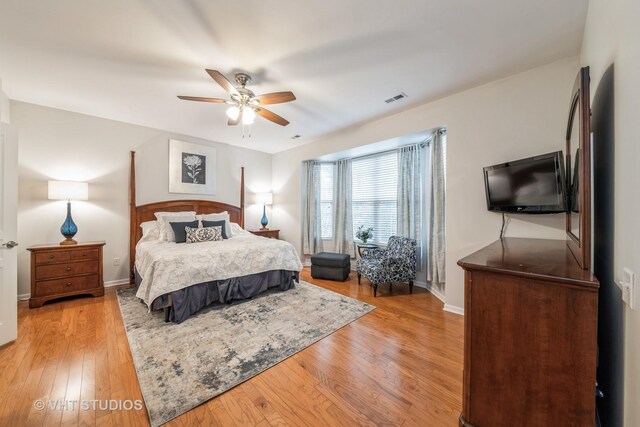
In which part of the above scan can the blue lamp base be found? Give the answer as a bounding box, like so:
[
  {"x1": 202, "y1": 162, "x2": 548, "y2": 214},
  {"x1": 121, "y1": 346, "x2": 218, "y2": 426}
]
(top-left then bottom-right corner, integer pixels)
[
  {"x1": 60, "y1": 201, "x2": 79, "y2": 245},
  {"x1": 260, "y1": 205, "x2": 269, "y2": 230}
]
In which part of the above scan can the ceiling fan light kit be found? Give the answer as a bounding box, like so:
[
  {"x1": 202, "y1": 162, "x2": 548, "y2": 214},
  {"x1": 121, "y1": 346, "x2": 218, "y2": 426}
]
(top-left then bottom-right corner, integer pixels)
[
  {"x1": 226, "y1": 106, "x2": 240, "y2": 121},
  {"x1": 178, "y1": 69, "x2": 296, "y2": 137}
]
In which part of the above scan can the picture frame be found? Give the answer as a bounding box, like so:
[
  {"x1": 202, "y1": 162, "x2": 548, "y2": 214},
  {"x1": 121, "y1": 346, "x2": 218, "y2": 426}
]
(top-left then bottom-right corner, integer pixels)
[{"x1": 169, "y1": 139, "x2": 217, "y2": 195}]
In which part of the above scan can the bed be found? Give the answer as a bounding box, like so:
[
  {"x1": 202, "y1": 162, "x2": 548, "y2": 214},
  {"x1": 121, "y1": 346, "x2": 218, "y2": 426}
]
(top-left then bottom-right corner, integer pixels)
[{"x1": 128, "y1": 152, "x2": 302, "y2": 323}]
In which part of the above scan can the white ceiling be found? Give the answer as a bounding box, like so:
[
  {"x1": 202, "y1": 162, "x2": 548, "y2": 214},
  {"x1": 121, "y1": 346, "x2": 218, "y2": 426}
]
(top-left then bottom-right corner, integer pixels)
[{"x1": 0, "y1": 0, "x2": 588, "y2": 154}]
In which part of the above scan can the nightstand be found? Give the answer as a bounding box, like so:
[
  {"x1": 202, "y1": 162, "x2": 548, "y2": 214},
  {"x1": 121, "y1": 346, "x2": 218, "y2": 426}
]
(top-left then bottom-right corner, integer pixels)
[
  {"x1": 249, "y1": 229, "x2": 280, "y2": 239},
  {"x1": 27, "y1": 241, "x2": 106, "y2": 308}
]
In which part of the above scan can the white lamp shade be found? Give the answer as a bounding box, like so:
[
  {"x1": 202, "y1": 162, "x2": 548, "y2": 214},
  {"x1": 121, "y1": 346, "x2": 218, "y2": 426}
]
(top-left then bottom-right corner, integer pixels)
[
  {"x1": 48, "y1": 180, "x2": 89, "y2": 201},
  {"x1": 226, "y1": 106, "x2": 240, "y2": 120},
  {"x1": 256, "y1": 192, "x2": 273, "y2": 205},
  {"x1": 242, "y1": 107, "x2": 256, "y2": 124}
]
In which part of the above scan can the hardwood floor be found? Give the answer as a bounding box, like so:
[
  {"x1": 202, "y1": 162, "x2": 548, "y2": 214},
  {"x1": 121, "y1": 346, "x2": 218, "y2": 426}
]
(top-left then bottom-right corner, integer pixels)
[{"x1": 0, "y1": 268, "x2": 464, "y2": 426}]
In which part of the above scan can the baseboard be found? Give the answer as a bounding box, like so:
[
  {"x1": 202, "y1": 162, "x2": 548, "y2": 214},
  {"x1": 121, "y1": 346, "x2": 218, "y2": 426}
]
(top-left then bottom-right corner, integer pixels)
[
  {"x1": 105, "y1": 278, "x2": 131, "y2": 288},
  {"x1": 413, "y1": 280, "x2": 427, "y2": 289},
  {"x1": 443, "y1": 304, "x2": 464, "y2": 316},
  {"x1": 419, "y1": 281, "x2": 446, "y2": 303},
  {"x1": 17, "y1": 293, "x2": 30, "y2": 301}
]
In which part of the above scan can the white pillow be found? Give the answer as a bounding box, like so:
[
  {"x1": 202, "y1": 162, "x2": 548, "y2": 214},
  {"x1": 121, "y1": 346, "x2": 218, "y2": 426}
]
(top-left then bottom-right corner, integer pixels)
[
  {"x1": 230, "y1": 222, "x2": 247, "y2": 236},
  {"x1": 198, "y1": 211, "x2": 233, "y2": 237},
  {"x1": 139, "y1": 228, "x2": 160, "y2": 243},
  {"x1": 140, "y1": 220, "x2": 158, "y2": 237},
  {"x1": 154, "y1": 211, "x2": 196, "y2": 241}
]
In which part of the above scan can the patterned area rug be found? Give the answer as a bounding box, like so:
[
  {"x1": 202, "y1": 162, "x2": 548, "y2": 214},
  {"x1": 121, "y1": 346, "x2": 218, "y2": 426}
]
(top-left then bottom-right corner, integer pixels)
[{"x1": 116, "y1": 281, "x2": 374, "y2": 427}]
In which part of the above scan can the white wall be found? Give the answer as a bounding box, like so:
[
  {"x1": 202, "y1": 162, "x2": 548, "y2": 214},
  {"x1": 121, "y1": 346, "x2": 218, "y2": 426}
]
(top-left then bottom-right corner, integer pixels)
[
  {"x1": 272, "y1": 56, "x2": 579, "y2": 310},
  {"x1": 581, "y1": 0, "x2": 640, "y2": 425},
  {"x1": 12, "y1": 101, "x2": 273, "y2": 296},
  {"x1": 0, "y1": 79, "x2": 9, "y2": 123}
]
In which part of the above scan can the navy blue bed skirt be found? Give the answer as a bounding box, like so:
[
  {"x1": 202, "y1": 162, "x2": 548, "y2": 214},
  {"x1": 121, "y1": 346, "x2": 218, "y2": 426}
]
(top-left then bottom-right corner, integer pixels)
[{"x1": 135, "y1": 269, "x2": 299, "y2": 323}]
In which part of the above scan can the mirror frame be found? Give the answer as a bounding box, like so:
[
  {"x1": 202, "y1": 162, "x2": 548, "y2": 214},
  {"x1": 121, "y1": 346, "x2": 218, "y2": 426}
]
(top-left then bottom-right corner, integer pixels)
[{"x1": 565, "y1": 67, "x2": 591, "y2": 270}]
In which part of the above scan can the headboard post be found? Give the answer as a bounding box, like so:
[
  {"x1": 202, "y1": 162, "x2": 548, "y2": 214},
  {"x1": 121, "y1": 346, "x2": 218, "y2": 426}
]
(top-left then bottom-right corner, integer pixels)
[
  {"x1": 129, "y1": 151, "x2": 136, "y2": 283},
  {"x1": 240, "y1": 166, "x2": 245, "y2": 228}
]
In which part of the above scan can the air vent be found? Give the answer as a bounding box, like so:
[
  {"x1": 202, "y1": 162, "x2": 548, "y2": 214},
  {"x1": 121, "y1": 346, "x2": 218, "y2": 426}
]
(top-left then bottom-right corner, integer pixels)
[{"x1": 384, "y1": 92, "x2": 408, "y2": 104}]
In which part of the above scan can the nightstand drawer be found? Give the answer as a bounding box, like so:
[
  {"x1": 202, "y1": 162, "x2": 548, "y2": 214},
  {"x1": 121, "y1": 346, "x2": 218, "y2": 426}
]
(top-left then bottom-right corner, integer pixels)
[
  {"x1": 35, "y1": 251, "x2": 71, "y2": 265},
  {"x1": 35, "y1": 260, "x2": 99, "y2": 280},
  {"x1": 35, "y1": 275, "x2": 100, "y2": 297},
  {"x1": 69, "y1": 248, "x2": 99, "y2": 261}
]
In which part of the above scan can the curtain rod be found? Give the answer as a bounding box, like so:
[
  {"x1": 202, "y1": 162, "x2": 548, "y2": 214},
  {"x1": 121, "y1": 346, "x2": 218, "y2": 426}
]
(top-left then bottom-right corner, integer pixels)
[{"x1": 313, "y1": 128, "x2": 446, "y2": 164}]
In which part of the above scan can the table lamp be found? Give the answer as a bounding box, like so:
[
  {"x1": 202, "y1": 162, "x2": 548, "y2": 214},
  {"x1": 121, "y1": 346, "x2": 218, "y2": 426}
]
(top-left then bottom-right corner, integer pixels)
[
  {"x1": 48, "y1": 180, "x2": 89, "y2": 245},
  {"x1": 256, "y1": 192, "x2": 273, "y2": 230}
]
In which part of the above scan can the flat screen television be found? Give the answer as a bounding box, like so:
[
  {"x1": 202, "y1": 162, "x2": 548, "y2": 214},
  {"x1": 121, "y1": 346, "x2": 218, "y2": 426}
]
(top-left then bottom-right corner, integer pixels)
[{"x1": 483, "y1": 151, "x2": 566, "y2": 213}]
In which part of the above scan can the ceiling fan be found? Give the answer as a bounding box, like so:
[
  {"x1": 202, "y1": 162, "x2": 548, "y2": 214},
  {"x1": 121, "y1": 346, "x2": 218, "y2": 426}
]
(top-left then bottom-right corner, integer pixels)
[{"x1": 178, "y1": 69, "x2": 296, "y2": 127}]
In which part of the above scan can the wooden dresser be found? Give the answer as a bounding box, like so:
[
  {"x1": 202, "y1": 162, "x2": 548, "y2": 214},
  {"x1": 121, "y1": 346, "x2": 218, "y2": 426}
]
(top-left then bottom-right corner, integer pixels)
[
  {"x1": 249, "y1": 229, "x2": 280, "y2": 239},
  {"x1": 457, "y1": 238, "x2": 599, "y2": 427},
  {"x1": 28, "y1": 241, "x2": 105, "y2": 308}
]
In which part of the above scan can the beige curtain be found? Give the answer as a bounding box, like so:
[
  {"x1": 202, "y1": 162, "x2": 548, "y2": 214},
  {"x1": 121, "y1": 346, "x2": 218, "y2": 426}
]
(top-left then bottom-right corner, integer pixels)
[
  {"x1": 427, "y1": 130, "x2": 446, "y2": 286},
  {"x1": 397, "y1": 144, "x2": 424, "y2": 268},
  {"x1": 301, "y1": 160, "x2": 324, "y2": 255},
  {"x1": 333, "y1": 159, "x2": 355, "y2": 257}
]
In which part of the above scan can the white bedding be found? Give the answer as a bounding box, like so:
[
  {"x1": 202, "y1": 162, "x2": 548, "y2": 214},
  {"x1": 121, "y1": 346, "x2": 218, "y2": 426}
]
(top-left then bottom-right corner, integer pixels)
[{"x1": 135, "y1": 227, "x2": 302, "y2": 306}]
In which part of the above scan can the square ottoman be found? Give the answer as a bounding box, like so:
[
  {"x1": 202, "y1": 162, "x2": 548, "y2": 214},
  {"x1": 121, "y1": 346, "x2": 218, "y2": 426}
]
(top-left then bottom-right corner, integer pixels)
[{"x1": 310, "y1": 252, "x2": 351, "y2": 281}]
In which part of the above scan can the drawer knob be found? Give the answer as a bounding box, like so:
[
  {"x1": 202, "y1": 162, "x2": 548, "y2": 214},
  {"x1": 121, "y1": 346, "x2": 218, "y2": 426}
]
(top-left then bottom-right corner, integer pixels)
[
  {"x1": 66, "y1": 282, "x2": 72, "y2": 286},
  {"x1": 49, "y1": 255, "x2": 55, "y2": 259},
  {"x1": 82, "y1": 253, "x2": 88, "y2": 256},
  {"x1": 66, "y1": 267, "x2": 72, "y2": 272}
]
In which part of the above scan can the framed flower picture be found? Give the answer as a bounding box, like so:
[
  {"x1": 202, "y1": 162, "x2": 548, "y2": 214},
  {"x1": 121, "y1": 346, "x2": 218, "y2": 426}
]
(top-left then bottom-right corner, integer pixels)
[{"x1": 169, "y1": 139, "x2": 217, "y2": 195}]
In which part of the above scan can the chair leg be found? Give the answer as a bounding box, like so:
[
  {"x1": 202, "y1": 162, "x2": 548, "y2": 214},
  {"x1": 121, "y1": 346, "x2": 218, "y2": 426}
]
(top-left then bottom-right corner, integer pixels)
[
  {"x1": 357, "y1": 272, "x2": 361, "y2": 285},
  {"x1": 373, "y1": 283, "x2": 378, "y2": 297},
  {"x1": 409, "y1": 280, "x2": 413, "y2": 294},
  {"x1": 389, "y1": 283, "x2": 392, "y2": 293}
]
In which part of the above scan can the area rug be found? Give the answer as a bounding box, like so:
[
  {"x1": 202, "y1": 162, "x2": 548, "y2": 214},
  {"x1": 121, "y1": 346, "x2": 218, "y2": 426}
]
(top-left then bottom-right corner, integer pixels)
[{"x1": 116, "y1": 281, "x2": 374, "y2": 427}]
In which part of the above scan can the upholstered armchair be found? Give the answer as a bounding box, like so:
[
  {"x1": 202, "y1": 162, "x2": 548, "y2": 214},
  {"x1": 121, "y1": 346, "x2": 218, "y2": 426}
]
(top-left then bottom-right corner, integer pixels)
[{"x1": 356, "y1": 236, "x2": 417, "y2": 297}]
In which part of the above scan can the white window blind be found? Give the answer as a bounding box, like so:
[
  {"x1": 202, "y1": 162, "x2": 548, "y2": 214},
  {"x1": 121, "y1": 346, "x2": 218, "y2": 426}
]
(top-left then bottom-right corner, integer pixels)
[
  {"x1": 351, "y1": 152, "x2": 398, "y2": 244},
  {"x1": 319, "y1": 163, "x2": 334, "y2": 239}
]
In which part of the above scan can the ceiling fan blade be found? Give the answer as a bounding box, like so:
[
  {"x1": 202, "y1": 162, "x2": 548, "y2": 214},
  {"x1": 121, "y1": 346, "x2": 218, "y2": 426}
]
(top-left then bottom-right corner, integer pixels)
[
  {"x1": 256, "y1": 107, "x2": 290, "y2": 126},
  {"x1": 254, "y1": 91, "x2": 296, "y2": 105},
  {"x1": 177, "y1": 96, "x2": 227, "y2": 103},
  {"x1": 206, "y1": 69, "x2": 240, "y2": 97}
]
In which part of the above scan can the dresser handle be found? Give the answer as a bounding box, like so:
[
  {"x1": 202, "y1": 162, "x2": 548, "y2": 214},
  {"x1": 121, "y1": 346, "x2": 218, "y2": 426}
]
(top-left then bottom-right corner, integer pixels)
[
  {"x1": 66, "y1": 282, "x2": 72, "y2": 286},
  {"x1": 49, "y1": 255, "x2": 55, "y2": 259},
  {"x1": 66, "y1": 267, "x2": 72, "y2": 272},
  {"x1": 83, "y1": 252, "x2": 88, "y2": 256}
]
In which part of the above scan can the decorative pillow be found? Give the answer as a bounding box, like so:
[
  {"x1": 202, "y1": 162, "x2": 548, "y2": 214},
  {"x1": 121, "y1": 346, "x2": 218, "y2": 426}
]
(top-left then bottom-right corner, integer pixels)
[
  {"x1": 154, "y1": 211, "x2": 197, "y2": 242},
  {"x1": 198, "y1": 211, "x2": 233, "y2": 237},
  {"x1": 185, "y1": 226, "x2": 223, "y2": 244},
  {"x1": 202, "y1": 220, "x2": 228, "y2": 239},
  {"x1": 169, "y1": 220, "x2": 199, "y2": 243}
]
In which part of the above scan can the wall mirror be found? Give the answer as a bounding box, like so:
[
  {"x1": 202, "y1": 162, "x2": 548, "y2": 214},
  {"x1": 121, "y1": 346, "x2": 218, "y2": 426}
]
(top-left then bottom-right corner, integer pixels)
[{"x1": 565, "y1": 67, "x2": 591, "y2": 270}]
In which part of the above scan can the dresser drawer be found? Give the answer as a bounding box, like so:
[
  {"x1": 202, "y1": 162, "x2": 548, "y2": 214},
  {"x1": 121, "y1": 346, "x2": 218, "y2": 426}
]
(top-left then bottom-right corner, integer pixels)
[
  {"x1": 35, "y1": 260, "x2": 99, "y2": 280},
  {"x1": 69, "y1": 248, "x2": 99, "y2": 261},
  {"x1": 35, "y1": 275, "x2": 100, "y2": 297},
  {"x1": 35, "y1": 251, "x2": 71, "y2": 265}
]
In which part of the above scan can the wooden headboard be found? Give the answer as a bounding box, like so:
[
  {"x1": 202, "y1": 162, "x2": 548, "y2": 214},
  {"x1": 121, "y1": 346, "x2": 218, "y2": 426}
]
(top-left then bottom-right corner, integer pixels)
[{"x1": 128, "y1": 151, "x2": 245, "y2": 280}]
